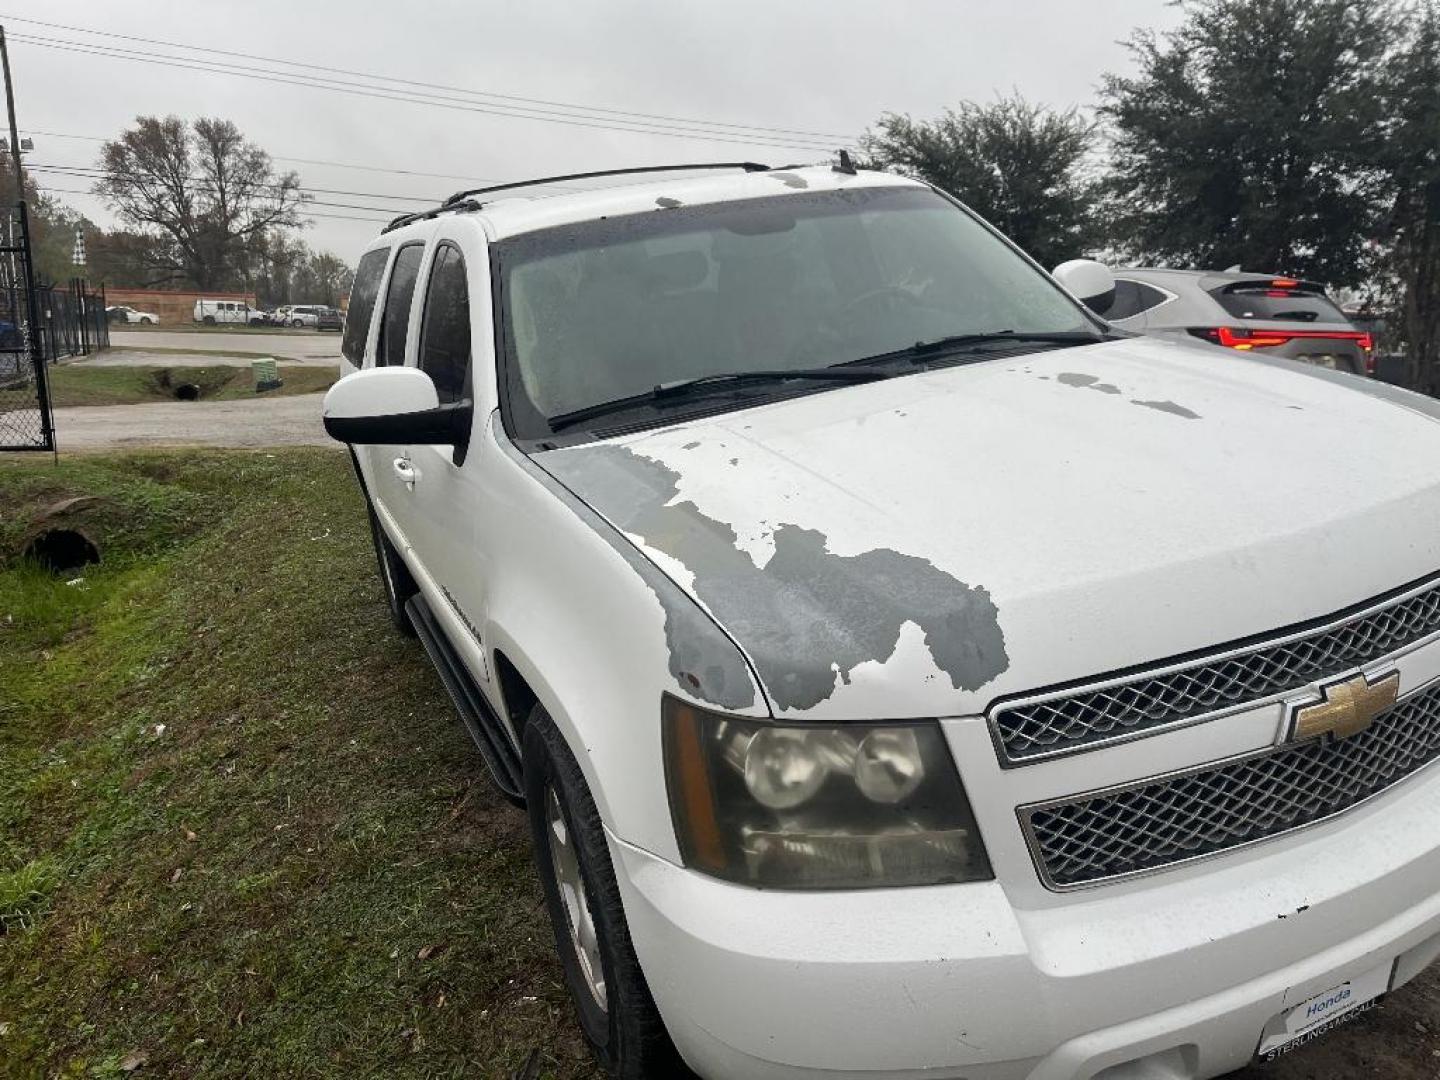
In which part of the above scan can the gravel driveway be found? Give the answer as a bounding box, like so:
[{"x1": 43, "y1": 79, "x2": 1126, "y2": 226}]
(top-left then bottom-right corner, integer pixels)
[{"x1": 53, "y1": 393, "x2": 333, "y2": 449}]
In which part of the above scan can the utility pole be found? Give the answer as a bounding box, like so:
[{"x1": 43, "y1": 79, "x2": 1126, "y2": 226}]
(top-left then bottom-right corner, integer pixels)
[{"x1": 0, "y1": 26, "x2": 23, "y2": 199}]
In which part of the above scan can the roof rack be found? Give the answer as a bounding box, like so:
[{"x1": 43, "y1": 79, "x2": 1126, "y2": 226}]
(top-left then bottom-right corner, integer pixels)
[
  {"x1": 381, "y1": 198, "x2": 482, "y2": 235},
  {"x1": 440, "y1": 161, "x2": 773, "y2": 209},
  {"x1": 381, "y1": 162, "x2": 774, "y2": 235}
]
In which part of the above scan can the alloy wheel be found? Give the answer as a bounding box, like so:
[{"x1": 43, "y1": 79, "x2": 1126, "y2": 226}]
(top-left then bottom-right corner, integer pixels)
[{"x1": 545, "y1": 784, "x2": 607, "y2": 1012}]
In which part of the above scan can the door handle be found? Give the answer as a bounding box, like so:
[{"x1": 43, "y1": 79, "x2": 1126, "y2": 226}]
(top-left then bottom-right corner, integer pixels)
[{"x1": 392, "y1": 457, "x2": 418, "y2": 487}]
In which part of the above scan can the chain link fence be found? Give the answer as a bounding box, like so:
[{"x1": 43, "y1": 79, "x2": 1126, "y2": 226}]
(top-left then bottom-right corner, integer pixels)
[{"x1": 0, "y1": 202, "x2": 54, "y2": 452}]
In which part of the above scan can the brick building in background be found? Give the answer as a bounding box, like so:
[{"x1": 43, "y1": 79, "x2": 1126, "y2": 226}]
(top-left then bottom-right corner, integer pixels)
[{"x1": 104, "y1": 288, "x2": 258, "y2": 325}]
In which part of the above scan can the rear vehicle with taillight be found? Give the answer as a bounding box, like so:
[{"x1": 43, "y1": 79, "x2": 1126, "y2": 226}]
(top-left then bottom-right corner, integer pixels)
[{"x1": 1052, "y1": 263, "x2": 1374, "y2": 375}]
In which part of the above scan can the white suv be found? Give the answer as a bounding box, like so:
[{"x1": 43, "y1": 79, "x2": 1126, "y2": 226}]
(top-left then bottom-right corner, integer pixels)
[
  {"x1": 322, "y1": 163, "x2": 1440, "y2": 1080},
  {"x1": 278, "y1": 304, "x2": 325, "y2": 328}
]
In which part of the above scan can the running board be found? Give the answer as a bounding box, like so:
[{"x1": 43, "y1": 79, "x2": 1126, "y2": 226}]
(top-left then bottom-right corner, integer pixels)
[{"x1": 405, "y1": 594, "x2": 524, "y2": 804}]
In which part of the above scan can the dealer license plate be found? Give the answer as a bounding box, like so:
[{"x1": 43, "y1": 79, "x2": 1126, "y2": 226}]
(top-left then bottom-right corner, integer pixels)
[{"x1": 1256, "y1": 961, "x2": 1392, "y2": 1061}]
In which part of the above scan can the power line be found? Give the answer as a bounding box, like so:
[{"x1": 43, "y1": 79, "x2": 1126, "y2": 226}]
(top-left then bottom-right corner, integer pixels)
[
  {"x1": 35, "y1": 183, "x2": 389, "y2": 223},
  {"x1": 0, "y1": 13, "x2": 857, "y2": 144},
  {"x1": 29, "y1": 163, "x2": 427, "y2": 214},
  {"x1": 19, "y1": 129, "x2": 630, "y2": 192},
  {"x1": 22, "y1": 129, "x2": 527, "y2": 184},
  {"x1": 11, "y1": 33, "x2": 839, "y2": 153}
]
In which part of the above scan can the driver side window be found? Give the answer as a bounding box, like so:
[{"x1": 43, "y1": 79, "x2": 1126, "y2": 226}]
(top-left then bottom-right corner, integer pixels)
[{"x1": 417, "y1": 244, "x2": 472, "y2": 404}]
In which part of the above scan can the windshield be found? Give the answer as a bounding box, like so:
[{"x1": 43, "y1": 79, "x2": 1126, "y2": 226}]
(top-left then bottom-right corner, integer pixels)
[{"x1": 495, "y1": 185, "x2": 1095, "y2": 434}]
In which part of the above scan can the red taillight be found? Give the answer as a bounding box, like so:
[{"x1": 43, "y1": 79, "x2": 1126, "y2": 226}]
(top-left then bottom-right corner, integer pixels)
[
  {"x1": 1270, "y1": 277, "x2": 1300, "y2": 288},
  {"x1": 1191, "y1": 326, "x2": 1374, "y2": 352}
]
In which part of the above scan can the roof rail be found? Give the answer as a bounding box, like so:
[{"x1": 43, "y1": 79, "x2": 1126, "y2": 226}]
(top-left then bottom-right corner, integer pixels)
[
  {"x1": 380, "y1": 161, "x2": 778, "y2": 235},
  {"x1": 381, "y1": 198, "x2": 482, "y2": 235},
  {"x1": 440, "y1": 161, "x2": 772, "y2": 208}
]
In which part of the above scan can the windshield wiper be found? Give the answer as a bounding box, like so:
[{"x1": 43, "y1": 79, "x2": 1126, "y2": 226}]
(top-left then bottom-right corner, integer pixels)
[
  {"x1": 548, "y1": 367, "x2": 890, "y2": 432},
  {"x1": 847, "y1": 329, "x2": 1109, "y2": 367}
]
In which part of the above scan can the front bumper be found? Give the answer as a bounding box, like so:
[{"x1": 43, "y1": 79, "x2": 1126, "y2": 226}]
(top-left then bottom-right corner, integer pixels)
[{"x1": 611, "y1": 751, "x2": 1440, "y2": 1080}]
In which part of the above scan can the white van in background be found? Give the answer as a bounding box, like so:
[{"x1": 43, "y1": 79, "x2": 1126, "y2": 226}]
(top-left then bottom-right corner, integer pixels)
[{"x1": 194, "y1": 299, "x2": 259, "y2": 325}]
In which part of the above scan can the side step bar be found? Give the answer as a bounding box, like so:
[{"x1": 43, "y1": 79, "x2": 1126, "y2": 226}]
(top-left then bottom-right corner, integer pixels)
[{"x1": 405, "y1": 594, "x2": 524, "y2": 804}]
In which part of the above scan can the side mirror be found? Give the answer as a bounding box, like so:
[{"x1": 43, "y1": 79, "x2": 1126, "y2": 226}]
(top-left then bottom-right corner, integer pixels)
[
  {"x1": 322, "y1": 367, "x2": 471, "y2": 447},
  {"x1": 1052, "y1": 259, "x2": 1117, "y2": 316}
]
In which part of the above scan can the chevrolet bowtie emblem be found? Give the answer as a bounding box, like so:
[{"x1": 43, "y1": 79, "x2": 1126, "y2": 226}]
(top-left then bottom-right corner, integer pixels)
[{"x1": 1289, "y1": 670, "x2": 1401, "y2": 743}]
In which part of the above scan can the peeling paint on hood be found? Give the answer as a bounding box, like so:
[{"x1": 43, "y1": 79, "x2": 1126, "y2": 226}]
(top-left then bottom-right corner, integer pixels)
[{"x1": 540, "y1": 445, "x2": 1008, "y2": 712}]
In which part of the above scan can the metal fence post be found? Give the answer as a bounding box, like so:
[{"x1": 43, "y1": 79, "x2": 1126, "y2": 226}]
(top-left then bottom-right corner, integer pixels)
[{"x1": 17, "y1": 202, "x2": 53, "y2": 450}]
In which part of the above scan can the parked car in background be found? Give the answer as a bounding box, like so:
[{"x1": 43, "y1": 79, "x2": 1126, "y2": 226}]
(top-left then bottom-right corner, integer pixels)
[
  {"x1": 278, "y1": 304, "x2": 326, "y2": 328},
  {"x1": 0, "y1": 318, "x2": 21, "y2": 369},
  {"x1": 315, "y1": 306, "x2": 344, "y2": 331},
  {"x1": 1053, "y1": 262, "x2": 1374, "y2": 375},
  {"x1": 106, "y1": 304, "x2": 158, "y2": 325},
  {"x1": 193, "y1": 299, "x2": 258, "y2": 326},
  {"x1": 322, "y1": 162, "x2": 1440, "y2": 1080}
]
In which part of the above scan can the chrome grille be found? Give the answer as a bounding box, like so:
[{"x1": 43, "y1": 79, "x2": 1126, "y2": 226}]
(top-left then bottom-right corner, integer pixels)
[
  {"x1": 993, "y1": 577, "x2": 1440, "y2": 763},
  {"x1": 1022, "y1": 680, "x2": 1440, "y2": 888}
]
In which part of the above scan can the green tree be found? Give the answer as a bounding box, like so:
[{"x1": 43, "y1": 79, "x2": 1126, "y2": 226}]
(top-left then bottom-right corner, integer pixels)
[
  {"x1": 1381, "y1": 1, "x2": 1440, "y2": 391},
  {"x1": 862, "y1": 95, "x2": 1100, "y2": 269},
  {"x1": 1099, "y1": 0, "x2": 1392, "y2": 286},
  {"x1": 0, "y1": 162, "x2": 91, "y2": 286},
  {"x1": 305, "y1": 252, "x2": 354, "y2": 307}
]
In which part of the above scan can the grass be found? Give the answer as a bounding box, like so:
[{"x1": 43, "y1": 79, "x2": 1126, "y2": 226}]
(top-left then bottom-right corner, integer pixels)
[
  {"x1": 0, "y1": 449, "x2": 597, "y2": 1079},
  {"x1": 43, "y1": 366, "x2": 339, "y2": 408}
]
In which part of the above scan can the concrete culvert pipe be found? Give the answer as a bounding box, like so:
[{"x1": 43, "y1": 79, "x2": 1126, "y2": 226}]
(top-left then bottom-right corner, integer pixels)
[
  {"x1": 173, "y1": 383, "x2": 201, "y2": 401},
  {"x1": 25, "y1": 528, "x2": 101, "y2": 573}
]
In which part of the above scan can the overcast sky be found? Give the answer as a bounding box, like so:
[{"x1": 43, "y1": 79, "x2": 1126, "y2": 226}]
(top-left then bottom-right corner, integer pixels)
[{"x1": 9, "y1": 0, "x2": 1183, "y2": 265}]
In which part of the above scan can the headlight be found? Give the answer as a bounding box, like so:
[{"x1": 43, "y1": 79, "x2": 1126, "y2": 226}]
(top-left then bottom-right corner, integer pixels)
[{"x1": 662, "y1": 696, "x2": 992, "y2": 889}]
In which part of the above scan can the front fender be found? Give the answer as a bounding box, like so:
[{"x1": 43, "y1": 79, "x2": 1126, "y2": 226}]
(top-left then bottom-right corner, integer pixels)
[{"x1": 480, "y1": 417, "x2": 767, "y2": 862}]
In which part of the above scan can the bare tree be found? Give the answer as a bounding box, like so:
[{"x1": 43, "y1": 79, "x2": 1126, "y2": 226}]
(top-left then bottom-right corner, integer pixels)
[{"x1": 95, "y1": 116, "x2": 304, "y2": 290}]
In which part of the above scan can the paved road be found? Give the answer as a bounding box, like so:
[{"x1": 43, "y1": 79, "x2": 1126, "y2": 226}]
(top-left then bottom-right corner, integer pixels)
[
  {"x1": 108, "y1": 330, "x2": 343, "y2": 361},
  {"x1": 53, "y1": 393, "x2": 334, "y2": 450}
]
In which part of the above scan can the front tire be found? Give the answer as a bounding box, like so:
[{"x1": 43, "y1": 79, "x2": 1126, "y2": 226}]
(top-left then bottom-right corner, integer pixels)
[
  {"x1": 203, "y1": 315, "x2": 216, "y2": 325},
  {"x1": 523, "y1": 709, "x2": 688, "y2": 1079},
  {"x1": 292, "y1": 318, "x2": 304, "y2": 328},
  {"x1": 366, "y1": 502, "x2": 416, "y2": 635}
]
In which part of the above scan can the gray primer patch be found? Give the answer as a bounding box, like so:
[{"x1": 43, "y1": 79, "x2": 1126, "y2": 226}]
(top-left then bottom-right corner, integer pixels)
[
  {"x1": 1131, "y1": 399, "x2": 1201, "y2": 420},
  {"x1": 1057, "y1": 372, "x2": 1121, "y2": 395},
  {"x1": 681, "y1": 440, "x2": 700, "y2": 450},
  {"x1": 769, "y1": 172, "x2": 808, "y2": 189},
  {"x1": 655, "y1": 196, "x2": 682, "y2": 208},
  {"x1": 509, "y1": 437, "x2": 756, "y2": 710},
  {"x1": 543, "y1": 444, "x2": 1008, "y2": 711}
]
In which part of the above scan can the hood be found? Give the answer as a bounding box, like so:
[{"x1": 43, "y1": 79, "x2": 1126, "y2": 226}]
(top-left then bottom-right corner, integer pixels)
[{"x1": 535, "y1": 337, "x2": 1440, "y2": 720}]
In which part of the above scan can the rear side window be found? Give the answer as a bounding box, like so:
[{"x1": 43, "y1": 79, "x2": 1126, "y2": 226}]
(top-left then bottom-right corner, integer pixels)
[
  {"x1": 376, "y1": 244, "x2": 425, "y2": 367},
  {"x1": 1213, "y1": 287, "x2": 1347, "y2": 324},
  {"x1": 417, "y1": 244, "x2": 472, "y2": 404},
  {"x1": 1108, "y1": 279, "x2": 1170, "y2": 320}
]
